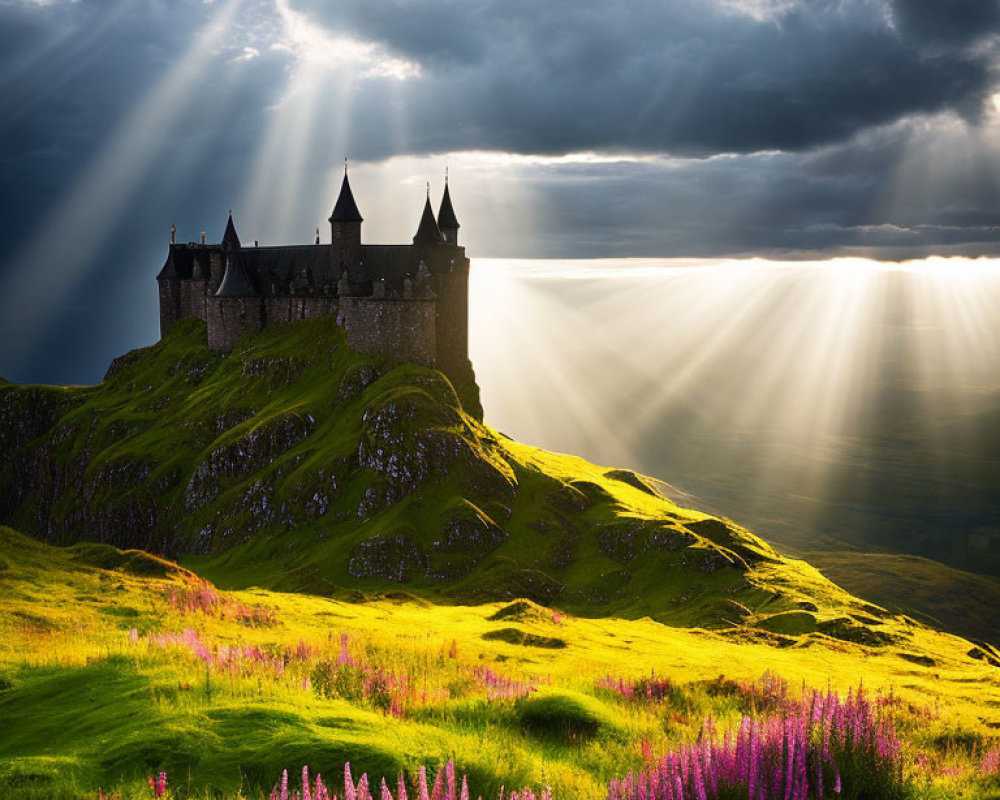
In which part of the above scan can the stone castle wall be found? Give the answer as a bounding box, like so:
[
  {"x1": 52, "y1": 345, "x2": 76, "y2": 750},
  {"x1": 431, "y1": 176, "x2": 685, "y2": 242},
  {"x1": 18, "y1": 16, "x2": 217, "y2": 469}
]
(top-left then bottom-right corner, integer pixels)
[
  {"x1": 196, "y1": 290, "x2": 436, "y2": 368},
  {"x1": 159, "y1": 239, "x2": 465, "y2": 381},
  {"x1": 207, "y1": 296, "x2": 265, "y2": 351},
  {"x1": 264, "y1": 296, "x2": 339, "y2": 324},
  {"x1": 431, "y1": 261, "x2": 469, "y2": 381},
  {"x1": 339, "y1": 298, "x2": 437, "y2": 367},
  {"x1": 180, "y1": 280, "x2": 208, "y2": 324},
  {"x1": 158, "y1": 281, "x2": 181, "y2": 335}
]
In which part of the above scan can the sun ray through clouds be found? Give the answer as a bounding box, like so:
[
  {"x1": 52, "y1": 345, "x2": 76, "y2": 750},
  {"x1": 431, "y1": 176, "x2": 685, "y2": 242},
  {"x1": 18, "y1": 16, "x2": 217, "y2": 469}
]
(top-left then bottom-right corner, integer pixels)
[
  {"x1": 0, "y1": 0, "x2": 246, "y2": 365},
  {"x1": 471, "y1": 256, "x2": 1000, "y2": 556}
]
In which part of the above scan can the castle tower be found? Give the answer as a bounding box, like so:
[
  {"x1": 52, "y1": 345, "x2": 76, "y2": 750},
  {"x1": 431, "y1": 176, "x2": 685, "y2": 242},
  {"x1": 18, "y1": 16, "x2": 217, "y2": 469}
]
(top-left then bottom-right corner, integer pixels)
[
  {"x1": 329, "y1": 169, "x2": 365, "y2": 293},
  {"x1": 413, "y1": 191, "x2": 444, "y2": 244},
  {"x1": 437, "y1": 179, "x2": 459, "y2": 246},
  {"x1": 156, "y1": 246, "x2": 183, "y2": 336},
  {"x1": 209, "y1": 213, "x2": 264, "y2": 351}
]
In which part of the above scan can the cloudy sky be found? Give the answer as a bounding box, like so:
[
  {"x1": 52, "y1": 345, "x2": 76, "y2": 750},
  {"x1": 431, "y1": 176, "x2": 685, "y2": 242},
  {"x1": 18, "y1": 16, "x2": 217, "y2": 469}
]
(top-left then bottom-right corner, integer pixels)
[{"x1": 1, "y1": 0, "x2": 999, "y2": 383}]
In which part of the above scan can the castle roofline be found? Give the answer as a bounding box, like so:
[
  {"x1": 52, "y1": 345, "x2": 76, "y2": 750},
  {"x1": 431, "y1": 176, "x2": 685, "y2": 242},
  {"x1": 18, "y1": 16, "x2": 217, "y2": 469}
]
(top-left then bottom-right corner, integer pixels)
[
  {"x1": 438, "y1": 183, "x2": 459, "y2": 230},
  {"x1": 329, "y1": 173, "x2": 363, "y2": 223},
  {"x1": 215, "y1": 250, "x2": 257, "y2": 297},
  {"x1": 156, "y1": 245, "x2": 181, "y2": 280},
  {"x1": 413, "y1": 196, "x2": 443, "y2": 244},
  {"x1": 222, "y1": 211, "x2": 241, "y2": 250}
]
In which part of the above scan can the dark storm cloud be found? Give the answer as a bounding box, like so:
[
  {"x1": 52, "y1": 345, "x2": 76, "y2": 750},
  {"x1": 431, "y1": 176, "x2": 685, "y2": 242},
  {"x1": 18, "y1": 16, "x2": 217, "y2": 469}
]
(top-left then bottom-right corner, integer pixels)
[
  {"x1": 478, "y1": 117, "x2": 1000, "y2": 259},
  {"x1": 892, "y1": 0, "x2": 1000, "y2": 47},
  {"x1": 293, "y1": 0, "x2": 999, "y2": 158},
  {"x1": 0, "y1": 0, "x2": 292, "y2": 385}
]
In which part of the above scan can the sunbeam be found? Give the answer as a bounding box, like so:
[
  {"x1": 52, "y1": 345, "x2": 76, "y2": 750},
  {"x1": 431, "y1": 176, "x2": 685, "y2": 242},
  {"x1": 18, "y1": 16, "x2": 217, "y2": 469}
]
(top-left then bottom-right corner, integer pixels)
[
  {"x1": 472, "y1": 256, "x2": 1000, "y2": 570},
  {"x1": 0, "y1": 0, "x2": 245, "y2": 364}
]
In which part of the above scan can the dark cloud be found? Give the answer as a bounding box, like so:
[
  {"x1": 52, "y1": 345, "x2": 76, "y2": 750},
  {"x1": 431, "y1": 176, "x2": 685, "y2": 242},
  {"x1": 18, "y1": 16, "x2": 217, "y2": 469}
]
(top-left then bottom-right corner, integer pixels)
[
  {"x1": 294, "y1": 0, "x2": 999, "y2": 158},
  {"x1": 891, "y1": 0, "x2": 1000, "y2": 47}
]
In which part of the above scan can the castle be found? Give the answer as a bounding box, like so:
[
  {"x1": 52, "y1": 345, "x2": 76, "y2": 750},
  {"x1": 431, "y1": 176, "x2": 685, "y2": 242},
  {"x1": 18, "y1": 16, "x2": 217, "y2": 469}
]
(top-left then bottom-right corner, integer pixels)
[{"x1": 156, "y1": 172, "x2": 475, "y2": 397}]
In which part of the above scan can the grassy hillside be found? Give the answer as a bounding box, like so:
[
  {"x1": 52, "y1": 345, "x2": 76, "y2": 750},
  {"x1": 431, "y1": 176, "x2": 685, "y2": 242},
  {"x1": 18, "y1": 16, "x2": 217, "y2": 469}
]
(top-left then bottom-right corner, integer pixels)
[
  {"x1": 3, "y1": 526, "x2": 1000, "y2": 799},
  {"x1": 0, "y1": 317, "x2": 912, "y2": 638}
]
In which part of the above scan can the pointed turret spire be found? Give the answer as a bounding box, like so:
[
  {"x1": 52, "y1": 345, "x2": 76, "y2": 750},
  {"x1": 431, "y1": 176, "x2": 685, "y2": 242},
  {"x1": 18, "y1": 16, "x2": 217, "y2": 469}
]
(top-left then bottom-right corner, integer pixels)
[
  {"x1": 437, "y1": 174, "x2": 459, "y2": 244},
  {"x1": 329, "y1": 171, "x2": 363, "y2": 223},
  {"x1": 222, "y1": 210, "x2": 241, "y2": 250},
  {"x1": 215, "y1": 247, "x2": 257, "y2": 297},
  {"x1": 413, "y1": 193, "x2": 443, "y2": 244}
]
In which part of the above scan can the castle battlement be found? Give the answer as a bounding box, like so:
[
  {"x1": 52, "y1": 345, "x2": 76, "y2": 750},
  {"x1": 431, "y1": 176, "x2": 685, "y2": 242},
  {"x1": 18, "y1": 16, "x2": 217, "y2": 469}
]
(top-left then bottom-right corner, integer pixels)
[{"x1": 156, "y1": 173, "x2": 474, "y2": 395}]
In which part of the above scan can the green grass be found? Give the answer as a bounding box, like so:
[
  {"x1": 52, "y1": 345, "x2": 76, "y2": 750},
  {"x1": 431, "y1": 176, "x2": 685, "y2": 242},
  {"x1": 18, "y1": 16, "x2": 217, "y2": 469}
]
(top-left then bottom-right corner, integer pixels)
[
  {"x1": 516, "y1": 690, "x2": 622, "y2": 740},
  {"x1": 1, "y1": 526, "x2": 1000, "y2": 799}
]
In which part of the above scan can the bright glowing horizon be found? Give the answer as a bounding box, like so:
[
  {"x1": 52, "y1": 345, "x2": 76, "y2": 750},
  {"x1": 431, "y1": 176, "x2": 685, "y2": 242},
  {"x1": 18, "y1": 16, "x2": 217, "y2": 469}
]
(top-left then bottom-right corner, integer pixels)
[{"x1": 470, "y1": 255, "x2": 1000, "y2": 568}]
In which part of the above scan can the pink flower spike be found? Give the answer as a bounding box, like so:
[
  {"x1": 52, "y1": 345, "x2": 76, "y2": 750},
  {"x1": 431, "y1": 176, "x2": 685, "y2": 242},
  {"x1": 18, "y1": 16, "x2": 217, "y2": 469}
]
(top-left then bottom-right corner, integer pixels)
[
  {"x1": 147, "y1": 771, "x2": 168, "y2": 798},
  {"x1": 446, "y1": 761, "x2": 456, "y2": 800},
  {"x1": 316, "y1": 774, "x2": 329, "y2": 800},
  {"x1": 345, "y1": 763, "x2": 356, "y2": 800},
  {"x1": 430, "y1": 766, "x2": 445, "y2": 800}
]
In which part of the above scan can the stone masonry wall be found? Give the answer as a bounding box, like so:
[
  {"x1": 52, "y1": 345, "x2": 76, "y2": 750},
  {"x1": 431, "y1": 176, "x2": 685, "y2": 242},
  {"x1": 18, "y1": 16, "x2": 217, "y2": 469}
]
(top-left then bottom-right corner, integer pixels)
[
  {"x1": 338, "y1": 298, "x2": 437, "y2": 367},
  {"x1": 264, "y1": 296, "x2": 339, "y2": 324},
  {"x1": 432, "y1": 262, "x2": 469, "y2": 381},
  {"x1": 158, "y1": 280, "x2": 181, "y2": 336},
  {"x1": 207, "y1": 296, "x2": 265, "y2": 352},
  {"x1": 180, "y1": 279, "x2": 208, "y2": 324}
]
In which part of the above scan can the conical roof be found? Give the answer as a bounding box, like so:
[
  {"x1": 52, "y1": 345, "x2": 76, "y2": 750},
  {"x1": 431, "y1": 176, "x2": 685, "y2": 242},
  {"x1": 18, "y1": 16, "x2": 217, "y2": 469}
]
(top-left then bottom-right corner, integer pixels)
[
  {"x1": 157, "y1": 246, "x2": 180, "y2": 280},
  {"x1": 329, "y1": 173, "x2": 363, "y2": 223},
  {"x1": 222, "y1": 211, "x2": 241, "y2": 250},
  {"x1": 215, "y1": 250, "x2": 257, "y2": 297},
  {"x1": 413, "y1": 196, "x2": 443, "y2": 244},
  {"x1": 438, "y1": 183, "x2": 459, "y2": 230}
]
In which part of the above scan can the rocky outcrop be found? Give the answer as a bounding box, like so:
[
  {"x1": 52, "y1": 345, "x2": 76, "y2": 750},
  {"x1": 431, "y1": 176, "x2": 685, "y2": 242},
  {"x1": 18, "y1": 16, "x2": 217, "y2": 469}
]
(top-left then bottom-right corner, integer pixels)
[
  {"x1": 597, "y1": 520, "x2": 694, "y2": 564},
  {"x1": 348, "y1": 530, "x2": 423, "y2": 582}
]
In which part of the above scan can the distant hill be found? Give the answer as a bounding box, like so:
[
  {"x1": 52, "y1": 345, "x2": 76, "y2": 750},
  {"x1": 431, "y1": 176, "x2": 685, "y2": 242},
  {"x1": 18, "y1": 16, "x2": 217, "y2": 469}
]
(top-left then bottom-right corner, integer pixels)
[
  {"x1": 606, "y1": 382, "x2": 1000, "y2": 581},
  {"x1": 804, "y1": 550, "x2": 1000, "y2": 646}
]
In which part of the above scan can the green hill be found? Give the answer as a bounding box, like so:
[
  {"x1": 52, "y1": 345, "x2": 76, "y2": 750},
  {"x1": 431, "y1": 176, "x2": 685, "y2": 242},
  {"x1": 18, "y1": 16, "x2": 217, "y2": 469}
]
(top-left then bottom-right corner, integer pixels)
[
  {"x1": 0, "y1": 317, "x2": 900, "y2": 636},
  {"x1": 804, "y1": 550, "x2": 1000, "y2": 646}
]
